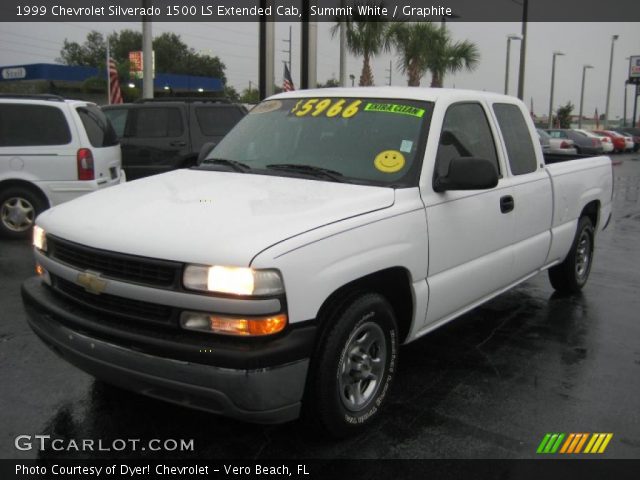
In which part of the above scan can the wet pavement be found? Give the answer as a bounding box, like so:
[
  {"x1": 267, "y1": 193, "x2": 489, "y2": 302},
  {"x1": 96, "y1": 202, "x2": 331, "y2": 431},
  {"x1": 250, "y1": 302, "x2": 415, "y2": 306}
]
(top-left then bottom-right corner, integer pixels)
[{"x1": 1, "y1": 154, "x2": 639, "y2": 460}]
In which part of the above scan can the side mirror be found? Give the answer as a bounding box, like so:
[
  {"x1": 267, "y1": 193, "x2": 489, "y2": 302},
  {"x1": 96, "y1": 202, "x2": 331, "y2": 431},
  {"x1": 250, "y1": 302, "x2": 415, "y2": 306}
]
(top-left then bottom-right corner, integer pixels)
[
  {"x1": 197, "y1": 142, "x2": 217, "y2": 165},
  {"x1": 433, "y1": 157, "x2": 499, "y2": 193}
]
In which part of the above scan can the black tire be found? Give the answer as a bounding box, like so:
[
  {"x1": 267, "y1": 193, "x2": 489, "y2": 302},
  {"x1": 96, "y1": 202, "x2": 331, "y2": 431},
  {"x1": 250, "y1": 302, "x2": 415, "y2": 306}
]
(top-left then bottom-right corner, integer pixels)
[
  {"x1": 0, "y1": 187, "x2": 45, "y2": 240},
  {"x1": 305, "y1": 293, "x2": 399, "y2": 437},
  {"x1": 548, "y1": 216, "x2": 594, "y2": 293}
]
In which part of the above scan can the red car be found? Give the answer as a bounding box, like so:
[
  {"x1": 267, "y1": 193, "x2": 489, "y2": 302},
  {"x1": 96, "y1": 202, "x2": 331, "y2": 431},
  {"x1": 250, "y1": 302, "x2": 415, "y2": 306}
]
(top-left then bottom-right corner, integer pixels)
[{"x1": 594, "y1": 130, "x2": 626, "y2": 153}]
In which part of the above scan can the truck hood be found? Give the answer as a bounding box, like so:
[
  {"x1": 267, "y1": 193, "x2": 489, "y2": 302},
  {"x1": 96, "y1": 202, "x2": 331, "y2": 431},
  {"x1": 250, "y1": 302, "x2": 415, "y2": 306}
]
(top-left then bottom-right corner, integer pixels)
[{"x1": 38, "y1": 169, "x2": 395, "y2": 266}]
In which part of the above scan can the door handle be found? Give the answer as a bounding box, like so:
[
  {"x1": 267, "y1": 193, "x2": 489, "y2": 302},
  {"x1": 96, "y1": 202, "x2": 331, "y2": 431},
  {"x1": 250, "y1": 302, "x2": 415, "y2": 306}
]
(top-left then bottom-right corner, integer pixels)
[
  {"x1": 170, "y1": 141, "x2": 187, "y2": 147},
  {"x1": 500, "y1": 195, "x2": 514, "y2": 213}
]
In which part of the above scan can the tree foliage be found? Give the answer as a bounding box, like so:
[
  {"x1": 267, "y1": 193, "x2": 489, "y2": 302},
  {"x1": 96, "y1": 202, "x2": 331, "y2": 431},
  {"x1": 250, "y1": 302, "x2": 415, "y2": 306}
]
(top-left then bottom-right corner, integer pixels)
[
  {"x1": 387, "y1": 22, "x2": 441, "y2": 86},
  {"x1": 421, "y1": 26, "x2": 479, "y2": 88},
  {"x1": 556, "y1": 102, "x2": 574, "y2": 129},
  {"x1": 240, "y1": 87, "x2": 259, "y2": 104},
  {"x1": 223, "y1": 85, "x2": 240, "y2": 102},
  {"x1": 317, "y1": 78, "x2": 340, "y2": 88},
  {"x1": 331, "y1": 2, "x2": 389, "y2": 86},
  {"x1": 58, "y1": 30, "x2": 226, "y2": 83}
]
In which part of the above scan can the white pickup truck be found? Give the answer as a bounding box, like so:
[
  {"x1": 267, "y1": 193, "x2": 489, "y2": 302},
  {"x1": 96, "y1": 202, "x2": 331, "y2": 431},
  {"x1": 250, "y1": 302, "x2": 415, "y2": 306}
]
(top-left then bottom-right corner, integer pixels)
[{"x1": 22, "y1": 88, "x2": 613, "y2": 437}]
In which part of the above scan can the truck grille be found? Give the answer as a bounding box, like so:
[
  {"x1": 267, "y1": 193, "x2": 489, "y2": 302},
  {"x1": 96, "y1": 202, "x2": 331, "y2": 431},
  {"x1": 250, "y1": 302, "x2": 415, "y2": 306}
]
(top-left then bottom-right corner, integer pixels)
[
  {"x1": 52, "y1": 275, "x2": 175, "y2": 326},
  {"x1": 48, "y1": 236, "x2": 181, "y2": 288}
]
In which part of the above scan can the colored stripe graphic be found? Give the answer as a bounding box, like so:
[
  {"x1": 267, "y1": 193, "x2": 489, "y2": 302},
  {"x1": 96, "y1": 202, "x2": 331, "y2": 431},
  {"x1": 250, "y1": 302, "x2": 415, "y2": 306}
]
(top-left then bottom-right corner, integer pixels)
[
  {"x1": 537, "y1": 433, "x2": 565, "y2": 454},
  {"x1": 584, "y1": 433, "x2": 614, "y2": 454},
  {"x1": 537, "y1": 434, "x2": 552, "y2": 453},
  {"x1": 539, "y1": 433, "x2": 613, "y2": 454},
  {"x1": 574, "y1": 433, "x2": 589, "y2": 453},
  {"x1": 560, "y1": 433, "x2": 575, "y2": 453},
  {"x1": 568, "y1": 433, "x2": 582, "y2": 453}
]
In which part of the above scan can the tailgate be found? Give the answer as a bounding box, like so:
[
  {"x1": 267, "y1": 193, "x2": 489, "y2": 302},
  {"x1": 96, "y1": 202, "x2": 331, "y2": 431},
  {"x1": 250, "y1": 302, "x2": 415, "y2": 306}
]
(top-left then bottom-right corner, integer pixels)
[{"x1": 92, "y1": 144, "x2": 122, "y2": 182}]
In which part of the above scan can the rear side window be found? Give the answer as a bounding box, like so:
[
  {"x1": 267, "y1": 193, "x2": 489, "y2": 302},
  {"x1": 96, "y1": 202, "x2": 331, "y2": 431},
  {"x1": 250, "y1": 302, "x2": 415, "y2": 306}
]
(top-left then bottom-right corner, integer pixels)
[
  {"x1": 493, "y1": 103, "x2": 538, "y2": 175},
  {"x1": 103, "y1": 108, "x2": 129, "y2": 137},
  {"x1": 435, "y1": 103, "x2": 499, "y2": 178},
  {"x1": 0, "y1": 104, "x2": 71, "y2": 146},
  {"x1": 77, "y1": 105, "x2": 118, "y2": 147},
  {"x1": 195, "y1": 106, "x2": 245, "y2": 136},
  {"x1": 132, "y1": 107, "x2": 183, "y2": 138}
]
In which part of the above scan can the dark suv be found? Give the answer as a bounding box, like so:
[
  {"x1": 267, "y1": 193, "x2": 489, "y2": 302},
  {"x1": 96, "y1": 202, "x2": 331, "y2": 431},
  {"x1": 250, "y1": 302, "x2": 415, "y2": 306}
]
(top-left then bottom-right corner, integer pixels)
[{"x1": 102, "y1": 98, "x2": 246, "y2": 180}]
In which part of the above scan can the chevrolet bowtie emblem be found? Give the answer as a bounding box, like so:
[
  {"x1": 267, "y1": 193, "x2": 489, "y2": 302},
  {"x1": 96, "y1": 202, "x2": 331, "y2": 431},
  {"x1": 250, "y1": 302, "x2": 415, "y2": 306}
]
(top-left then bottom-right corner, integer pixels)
[{"x1": 77, "y1": 271, "x2": 108, "y2": 295}]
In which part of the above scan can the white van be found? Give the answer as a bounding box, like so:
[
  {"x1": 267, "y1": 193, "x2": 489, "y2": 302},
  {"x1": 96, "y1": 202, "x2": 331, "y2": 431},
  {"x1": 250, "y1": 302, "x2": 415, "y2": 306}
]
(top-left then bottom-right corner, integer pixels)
[{"x1": 0, "y1": 94, "x2": 124, "y2": 238}]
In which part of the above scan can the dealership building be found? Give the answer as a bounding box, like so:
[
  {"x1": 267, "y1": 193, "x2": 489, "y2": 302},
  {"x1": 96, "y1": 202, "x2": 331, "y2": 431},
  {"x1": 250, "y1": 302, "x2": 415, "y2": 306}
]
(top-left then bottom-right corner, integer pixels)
[{"x1": 0, "y1": 63, "x2": 223, "y2": 103}]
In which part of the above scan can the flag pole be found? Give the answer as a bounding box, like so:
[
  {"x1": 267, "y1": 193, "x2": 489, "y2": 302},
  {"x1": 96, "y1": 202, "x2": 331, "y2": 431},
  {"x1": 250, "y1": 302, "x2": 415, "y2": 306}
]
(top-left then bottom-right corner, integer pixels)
[{"x1": 106, "y1": 42, "x2": 111, "y2": 105}]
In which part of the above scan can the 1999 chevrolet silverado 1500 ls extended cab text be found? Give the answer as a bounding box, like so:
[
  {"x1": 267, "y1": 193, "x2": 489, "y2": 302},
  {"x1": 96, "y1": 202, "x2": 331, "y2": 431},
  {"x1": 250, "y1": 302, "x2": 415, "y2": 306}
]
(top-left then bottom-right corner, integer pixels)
[{"x1": 22, "y1": 88, "x2": 613, "y2": 436}]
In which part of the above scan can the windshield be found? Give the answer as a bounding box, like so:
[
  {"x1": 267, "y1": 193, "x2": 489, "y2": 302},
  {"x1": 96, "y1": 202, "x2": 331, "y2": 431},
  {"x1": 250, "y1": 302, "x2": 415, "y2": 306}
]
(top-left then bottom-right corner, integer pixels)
[{"x1": 200, "y1": 96, "x2": 432, "y2": 187}]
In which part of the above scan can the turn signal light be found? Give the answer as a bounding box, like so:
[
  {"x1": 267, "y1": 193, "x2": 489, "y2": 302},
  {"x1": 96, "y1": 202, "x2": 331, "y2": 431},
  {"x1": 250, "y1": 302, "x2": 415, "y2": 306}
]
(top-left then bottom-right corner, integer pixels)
[{"x1": 180, "y1": 312, "x2": 288, "y2": 336}]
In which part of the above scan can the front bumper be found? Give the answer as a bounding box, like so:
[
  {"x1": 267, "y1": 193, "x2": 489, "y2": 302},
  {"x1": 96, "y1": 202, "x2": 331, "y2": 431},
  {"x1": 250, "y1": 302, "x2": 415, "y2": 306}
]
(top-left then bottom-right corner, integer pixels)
[{"x1": 22, "y1": 277, "x2": 311, "y2": 424}]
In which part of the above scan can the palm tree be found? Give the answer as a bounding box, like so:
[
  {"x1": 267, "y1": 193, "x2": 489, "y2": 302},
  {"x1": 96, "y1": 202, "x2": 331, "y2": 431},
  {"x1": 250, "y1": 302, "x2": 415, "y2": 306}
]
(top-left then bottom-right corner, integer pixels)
[
  {"x1": 331, "y1": 3, "x2": 389, "y2": 86},
  {"x1": 426, "y1": 28, "x2": 479, "y2": 88},
  {"x1": 387, "y1": 22, "x2": 479, "y2": 88},
  {"x1": 387, "y1": 22, "x2": 441, "y2": 87}
]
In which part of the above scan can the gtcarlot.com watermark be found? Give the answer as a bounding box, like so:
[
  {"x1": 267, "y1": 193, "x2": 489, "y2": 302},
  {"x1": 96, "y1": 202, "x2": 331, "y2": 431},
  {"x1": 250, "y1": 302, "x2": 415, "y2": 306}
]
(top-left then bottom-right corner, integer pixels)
[{"x1": 15, "y1": 435, "x2": 194, "y2": 452}]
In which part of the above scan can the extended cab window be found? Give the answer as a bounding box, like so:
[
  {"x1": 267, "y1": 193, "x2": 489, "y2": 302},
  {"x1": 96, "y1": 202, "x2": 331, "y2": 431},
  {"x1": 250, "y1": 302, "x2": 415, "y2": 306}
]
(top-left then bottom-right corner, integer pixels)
[
  {"x1": 493, "y1": 103, "x2": 538, "y2": 175},
  {"x1": 435, "y1": 103, "x2": 499, "y2": 178},
  {"x1": 201, "y1": 97, "x2": 432, "y2": 187},
  {"x1": 0, "y1": 104, "x2": 71, "y2": 146},
  {"x1": 132, "y1": 107, "x2": 183, "y2": 138}
]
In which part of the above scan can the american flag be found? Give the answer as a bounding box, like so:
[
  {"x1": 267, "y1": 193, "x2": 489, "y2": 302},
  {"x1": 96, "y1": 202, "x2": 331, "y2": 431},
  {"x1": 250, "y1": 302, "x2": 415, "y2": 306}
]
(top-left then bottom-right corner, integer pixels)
[
  {"x1": 108, "y1": 58, "x2": 123, "y2": 104},
  {"x1": 283, "y1": 63, "x2": 295, "y2": 92}
]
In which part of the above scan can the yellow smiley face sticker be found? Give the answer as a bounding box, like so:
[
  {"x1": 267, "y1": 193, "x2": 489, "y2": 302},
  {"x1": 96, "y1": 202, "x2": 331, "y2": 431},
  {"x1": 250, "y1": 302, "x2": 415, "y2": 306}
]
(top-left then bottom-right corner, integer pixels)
[{"x1": 374, "y1": 150, "x2": 406, "y2": 173}]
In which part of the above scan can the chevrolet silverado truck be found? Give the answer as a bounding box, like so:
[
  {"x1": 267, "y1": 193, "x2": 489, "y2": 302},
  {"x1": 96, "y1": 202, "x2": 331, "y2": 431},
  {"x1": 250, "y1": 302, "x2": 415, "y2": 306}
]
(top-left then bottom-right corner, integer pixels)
[{"x1": 22, "y1": 88, "x2": 613, "y2": 437}]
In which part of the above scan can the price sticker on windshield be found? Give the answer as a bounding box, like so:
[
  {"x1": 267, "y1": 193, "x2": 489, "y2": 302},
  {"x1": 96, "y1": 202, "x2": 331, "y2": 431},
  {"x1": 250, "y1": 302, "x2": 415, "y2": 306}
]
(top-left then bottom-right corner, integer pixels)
[{"x1": 290, "y1": 98, "x2": 362, "y2": 118}]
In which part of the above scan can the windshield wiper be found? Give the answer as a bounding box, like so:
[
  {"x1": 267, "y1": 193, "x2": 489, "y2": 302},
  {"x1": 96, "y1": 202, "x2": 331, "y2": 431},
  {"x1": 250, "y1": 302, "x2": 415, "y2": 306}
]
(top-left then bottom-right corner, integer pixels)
[
  {"x1": 202, "y1": 158, "x2": 252, "y2": 173},
  {"x1": 266, "y1": 164, "x2": 345, "y2": 182}
]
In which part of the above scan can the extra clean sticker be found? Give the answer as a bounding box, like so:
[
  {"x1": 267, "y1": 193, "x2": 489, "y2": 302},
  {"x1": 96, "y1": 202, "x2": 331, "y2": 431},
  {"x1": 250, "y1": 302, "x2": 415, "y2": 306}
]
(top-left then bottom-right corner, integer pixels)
[
  {"x1": 364, "y1": 103, "x2": 425, "y2": 118},
  {"x1": 374, "y1": 150, "x2": 406, "y2": 173}
]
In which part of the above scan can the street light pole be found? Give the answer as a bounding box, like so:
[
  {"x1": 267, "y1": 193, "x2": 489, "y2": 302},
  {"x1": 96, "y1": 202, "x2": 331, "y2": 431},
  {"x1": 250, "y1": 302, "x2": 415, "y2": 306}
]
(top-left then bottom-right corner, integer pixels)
[
  {"x1": 624, "y1": 81, "x2": 629, "y2": 127},
  {"x1": 548, "y1": 51, "x2": 564, "y2": 129},
  {"x1": 579, "y1": 65, "x2": 593, "y2": 129},
  {"x1": 504, "y1": 35, "x2": 521, "y2": 95},
  {"x1": 604, "y1": 34, "x2": 619, "y2": 128},
  {"x1": 516, "y1": 0, "x2": 528, "y2": 100},
  {"x1": 623, "y1": 57, "x2": 631, "y2": 127}
]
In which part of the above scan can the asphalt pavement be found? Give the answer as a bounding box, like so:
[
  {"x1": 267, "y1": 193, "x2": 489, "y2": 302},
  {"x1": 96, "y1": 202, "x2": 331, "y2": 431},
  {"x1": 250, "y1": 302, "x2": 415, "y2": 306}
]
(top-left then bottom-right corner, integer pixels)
[{"x1": 1, "y1": 154, "x2": 639, "y2": 460}]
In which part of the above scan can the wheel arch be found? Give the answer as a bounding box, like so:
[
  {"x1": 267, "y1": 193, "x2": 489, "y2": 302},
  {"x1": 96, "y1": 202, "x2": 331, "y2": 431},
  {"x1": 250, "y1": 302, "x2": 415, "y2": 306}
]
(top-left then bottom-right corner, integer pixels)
[
  {"x1": 0, "y1": 179, "x2": 50, "y2": 209},
  {"x1": 314, "y1": 267, "x2": 414, "y2": 346},
  {"x1": 580, "y1": 199, "x2": 600, "y2": 230}
]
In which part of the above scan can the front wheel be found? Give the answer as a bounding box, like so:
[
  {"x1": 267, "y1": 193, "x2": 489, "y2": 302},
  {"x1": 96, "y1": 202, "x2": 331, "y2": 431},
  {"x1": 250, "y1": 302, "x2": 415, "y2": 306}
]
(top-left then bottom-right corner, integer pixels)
[
  {"x1": 306, "y1": 293, "x2": 399, "y2": 437},
  {"x1": 548, "y1": 216, "x2": 594, "y2": 293}
]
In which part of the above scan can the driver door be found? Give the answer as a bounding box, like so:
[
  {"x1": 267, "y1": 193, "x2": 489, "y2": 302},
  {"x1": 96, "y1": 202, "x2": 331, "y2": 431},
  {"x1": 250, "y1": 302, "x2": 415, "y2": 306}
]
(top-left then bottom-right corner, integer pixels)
[{"x1": 422, "y1": 102, "x2": 515, "y2": 326}]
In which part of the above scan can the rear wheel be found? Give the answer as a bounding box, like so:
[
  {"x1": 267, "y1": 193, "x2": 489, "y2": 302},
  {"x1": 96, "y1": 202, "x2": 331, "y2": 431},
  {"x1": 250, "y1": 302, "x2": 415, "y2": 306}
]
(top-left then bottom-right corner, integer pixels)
[
  {"x1": 548, "y1": 216, "x2": 594, "y2": 293},
  {"x1": 305, "y1": 293, "x2": 398, "y2": 437},
  {"x1": 0, "y1": 187, "x2": 45, "y2": 239}
]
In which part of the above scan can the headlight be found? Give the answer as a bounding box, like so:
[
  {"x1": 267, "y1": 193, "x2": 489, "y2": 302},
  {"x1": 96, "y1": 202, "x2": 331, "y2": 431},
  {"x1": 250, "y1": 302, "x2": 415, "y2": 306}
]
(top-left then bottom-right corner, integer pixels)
[
  {"x1": 183, "y1": 265, "x2": 284, "y2": 296},
  {"x1": 33, "y1": 225, "x2": 47, "y2": 252}
]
